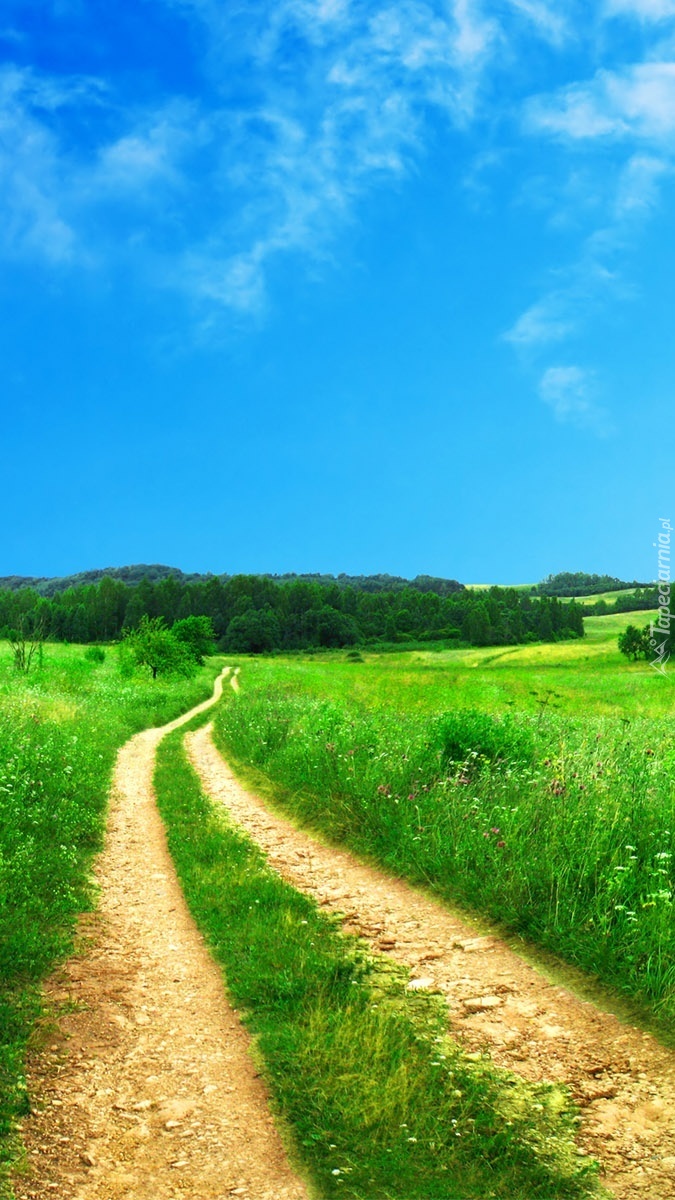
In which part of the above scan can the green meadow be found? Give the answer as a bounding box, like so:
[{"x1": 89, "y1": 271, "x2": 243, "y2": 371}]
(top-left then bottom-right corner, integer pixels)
[
  {"x1": 224, "y1": 611, "x2": 664, "y2": 718},
  {"x1": 0, "y1": 643, "x2": 223, "y2": 1192},
  {"x1": 214, "y1": 611, "x2": 675, "y2": 1024}
]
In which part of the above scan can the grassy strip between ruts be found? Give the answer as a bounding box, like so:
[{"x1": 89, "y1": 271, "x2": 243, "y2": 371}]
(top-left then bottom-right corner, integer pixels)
[
  {"x1": 154, "y1": 720, "x2": 603, "y2": 1200},
  {"x1": 0, "y1": 646, "x2": 224, "y2": 1197}
]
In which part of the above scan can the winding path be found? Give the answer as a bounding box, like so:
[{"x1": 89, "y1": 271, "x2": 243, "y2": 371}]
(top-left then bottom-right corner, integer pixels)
[
  {"x1": 14, "y1": 670, "x2": 309, "y2": 1200},
  {"x1": 187, "y1": 721, "x2": 675, "y2": 1200}
]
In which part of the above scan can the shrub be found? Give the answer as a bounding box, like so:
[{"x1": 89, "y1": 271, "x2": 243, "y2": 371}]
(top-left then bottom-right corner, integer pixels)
[
  {"x1": 432, "y1": 708, "x2": 534, "y2": 766},
  {"x1": 83, "y1": 646, "x2": 105, "y2": 663}
]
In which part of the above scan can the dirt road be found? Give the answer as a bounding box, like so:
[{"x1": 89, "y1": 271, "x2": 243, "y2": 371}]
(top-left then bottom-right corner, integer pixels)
[
  {"x1": 187, "y1": 722, "x2": 675, "y2": 1200},
  {"x1": 13, "y1": 671, "x2": 309, "y2": 1200}
]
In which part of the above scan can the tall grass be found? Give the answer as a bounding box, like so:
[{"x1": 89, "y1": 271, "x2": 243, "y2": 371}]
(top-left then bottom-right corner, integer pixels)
[
  {"x1": 0, "y1": 643, "x2": 223, "y2": 1192},
  {"x1": 154, "y1": 723, "x2": 601, "y2": 1200},
  {"x1": 214, "y1": 686, "x2": 675, "y2": 1022}
]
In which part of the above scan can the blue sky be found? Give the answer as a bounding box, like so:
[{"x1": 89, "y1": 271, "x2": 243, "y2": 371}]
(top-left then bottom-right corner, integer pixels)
[{"x1": 1, "y1": 0, "x2": 673, "y2": 583}]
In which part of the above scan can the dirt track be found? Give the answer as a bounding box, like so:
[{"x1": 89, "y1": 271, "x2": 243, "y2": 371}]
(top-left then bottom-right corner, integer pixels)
[
  {"x1": 13, "y1": 670, "x2": 309, "y2": 1200},
  {"x1": 187, "y1": 722, "x2": 675, "y2": 1200}
]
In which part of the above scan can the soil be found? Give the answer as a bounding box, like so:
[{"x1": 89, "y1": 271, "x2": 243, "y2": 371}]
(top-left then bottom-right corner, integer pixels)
[
  {"x1": 187, "y1": 722, "x2": 675, "y2": 1200},
  {"x1": 12, "y1": 671, "x2": 309, "y2": 1200}
]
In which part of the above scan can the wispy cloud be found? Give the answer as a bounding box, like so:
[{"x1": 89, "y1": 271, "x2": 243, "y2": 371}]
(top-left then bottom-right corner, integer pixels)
[
  {"x1": 604, "y1": 0, "x2": 675, "y2": 21},
  {"x1": 527, "y1": 62, "x2": 675, "y2": 141},
  {"x1": 506, "y1": 0, "x2": 569, "y2": 44},
  {"x1": 158, "y1": 0, "x2": 505, "y2": 312},
  {"x1": 538, "y1": 365, "x2": 613, "y2": 434},
  {"x1": 0, "y1": 66, "x2": 82, "y2": 262},
  {"x1": 505, "y1": 295, "x2": 576, "y2": 348}
]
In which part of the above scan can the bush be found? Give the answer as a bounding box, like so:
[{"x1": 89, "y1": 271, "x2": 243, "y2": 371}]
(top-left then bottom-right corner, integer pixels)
[
  {"x1": 432, "y1": 709, "x2": 534, "y2": 766},
  {"x1": 83, "y1": 646, "x2": 105, "y2": 663}
]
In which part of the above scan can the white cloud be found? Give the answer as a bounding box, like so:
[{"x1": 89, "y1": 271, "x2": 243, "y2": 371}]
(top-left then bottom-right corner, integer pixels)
[
  {"x1": 528, "y1": 62, "x2": 675, "y2": 141},
  {"x1": 605, "y1": 0, "x2": 675, "y2": 20},
  {"x1": 538, "y1": 365, "x2": 613, "y2": 434},
  {"x1": 0, "y1": 66, "x2": 78, "y2": 262},
  {"x1": 614, "y1": 151, "x2": 671, "y2": 213},
  {"x1": 507, "y1": 0, "x2": 569, "y2": 44},
  {"x1": 505, "y1": 296, "x2": 576, "y2": 347}
]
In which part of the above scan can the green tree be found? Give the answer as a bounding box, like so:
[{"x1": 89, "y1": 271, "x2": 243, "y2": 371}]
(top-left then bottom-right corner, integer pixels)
[
  {"x1": 617, "y1": 624, "x2": 651, "y2": 662},
  {"x1": 124, "y1": 616, "x2": 196, "y2": 679},
  {"x1": 224, "y1": 608, "x2": 280, "y2": 653},
  {"x1": 172, "y1": 615, "x2": 216, "y2": 664},
  {"x1": 466, "y1": 601, "x2": 491, "y2": 646}
]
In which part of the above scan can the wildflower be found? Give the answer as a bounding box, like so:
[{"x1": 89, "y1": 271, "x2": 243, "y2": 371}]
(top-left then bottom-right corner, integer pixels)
[
  {"x1": 490, "y1": 826, "x2": 500, "y2": 835},
  {"x1": 377, "y1": 784, "x2": 391, "y2": 796},
  {"x1": 496, "y1": 840, "x2": 506, "y2": 849}
]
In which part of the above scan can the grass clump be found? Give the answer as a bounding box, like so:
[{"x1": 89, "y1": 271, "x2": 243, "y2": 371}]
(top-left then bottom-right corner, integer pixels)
[
  {"x1": 154, "y1": 725, "x2": 602, "y2": 1200},
  {"x1": 0, "y1": 642, "x2": 223, "y2": 1193},
  {"x1": 432, "y1": 709, "x2": 534, "y2": 766}
]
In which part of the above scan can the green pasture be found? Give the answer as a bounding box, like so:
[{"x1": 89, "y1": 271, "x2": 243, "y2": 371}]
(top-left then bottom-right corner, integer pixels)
[
  {"x1": 215, "y1": 611, "x2": 675, "y2": 1026},
  {"x1": 229, "y1": 611, "x2": 666, "y2": 719}
]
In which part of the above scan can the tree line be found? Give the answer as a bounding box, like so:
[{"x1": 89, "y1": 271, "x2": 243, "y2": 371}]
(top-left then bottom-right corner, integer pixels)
[
  {"x1": 537, "y1": 571, "x2": 649, "y2": 597},
  {"x1": 0, "y1": 575, "x2": 584, "y2": 653},
  {"x1": 0, "y1": 564, "x2": 466, "y2": 599}
]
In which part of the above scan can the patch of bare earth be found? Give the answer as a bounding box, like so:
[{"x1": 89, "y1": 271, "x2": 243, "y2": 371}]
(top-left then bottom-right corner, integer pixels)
[
  {"x1": 187, "y1": 723, "x2": 675, "y2": 1200},
  {"x1": 12, "y1": 673, "x2": 309, "y2": 1200}
]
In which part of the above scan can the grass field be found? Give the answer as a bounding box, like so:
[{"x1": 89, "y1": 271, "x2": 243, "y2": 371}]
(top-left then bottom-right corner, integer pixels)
[
  {"x1": 213, "y1": 611, "x2": 675, "y2": 1025},
  {"x1": 224, "y1": 611, "x2": 664, "y2": 719},
  {"x1": 568, "y1": 589, "x2": 641, "y2": 607},
  {"x1": 0, "y1": 643, "x2": 223, "y2": 1193}
]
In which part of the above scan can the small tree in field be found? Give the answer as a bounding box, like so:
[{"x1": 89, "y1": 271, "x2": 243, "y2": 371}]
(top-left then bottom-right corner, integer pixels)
[
  {"x1": 8, "y1": 615, "x2": 46, "y2": 673},
  {"x1": 124, "y1": 616, "x2": 196, "y2": 679},
  {"x1": 617, "y1": 624, "x2": 651, "y2": 662}
]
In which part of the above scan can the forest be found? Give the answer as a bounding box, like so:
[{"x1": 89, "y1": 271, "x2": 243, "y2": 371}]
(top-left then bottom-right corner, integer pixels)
[{"x1": 0, "y1": 574, "x2": 584, "y2": 652}]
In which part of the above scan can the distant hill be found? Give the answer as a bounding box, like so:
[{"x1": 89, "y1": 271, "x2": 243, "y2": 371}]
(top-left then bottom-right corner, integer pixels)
[
  {"x1": 0, "y1": 564, "x2": 210, "y2": 598},
  {"x1": 0, "y1": 564, "x2": 465, "y2": 598},
  {"x1": 536, "y1": 572, "x2": 649, "y2": 597}
]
